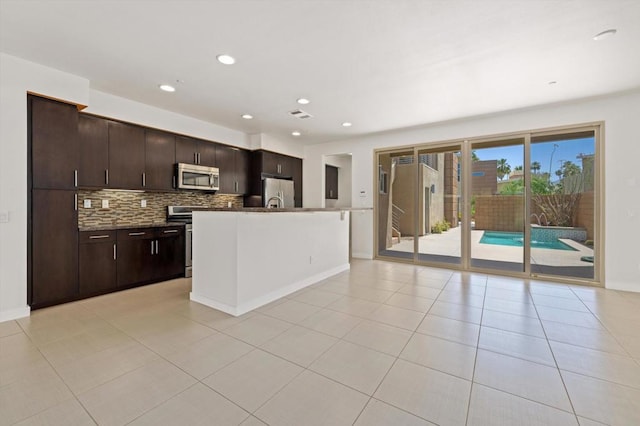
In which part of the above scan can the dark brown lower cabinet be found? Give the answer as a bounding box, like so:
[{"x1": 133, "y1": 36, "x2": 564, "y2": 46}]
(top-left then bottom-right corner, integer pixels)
[
  {"x1": 31, "y1": 189, "x2": 78, "y2": 308},
  {"x1": 116, "y1": 226, "x2": 184, "y2": 288},
  {"x1": 154, "y1": 227, "x2": 185, "y2": 279},
  {"x1": 116, "y1": 228, "x2": 155, "y2": 288},
  {"x1": 79, "y1": 231, "x2": 117, "y2": 297}
]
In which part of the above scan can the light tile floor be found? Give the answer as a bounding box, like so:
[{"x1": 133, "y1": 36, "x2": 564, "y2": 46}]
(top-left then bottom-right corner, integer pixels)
[{"x1": 2, "y1": 259, "x2": 640, "y2": 425}]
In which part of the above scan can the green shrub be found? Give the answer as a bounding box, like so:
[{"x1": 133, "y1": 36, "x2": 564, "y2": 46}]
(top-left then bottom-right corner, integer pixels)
[{"x1": 431, "y1": 223, "x2": 443, "y2": 234}]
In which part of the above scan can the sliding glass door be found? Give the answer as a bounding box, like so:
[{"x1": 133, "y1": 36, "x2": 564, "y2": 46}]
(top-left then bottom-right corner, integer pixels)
[
  {"x1": 470, "y1": 138, "x2": 526, "y2": 273},
  {"x1": 375, "y1": 124, "x2": 601, "y2": 285},
  {"x1": 529, "y1": 131, "x2": 596, "y2": 280},
  {"x1": 415, "y1": 145, "x2": 462, "y2": 265},
  {"x1": 376, "y1": 149, "x2": 416, "y2": 261}
]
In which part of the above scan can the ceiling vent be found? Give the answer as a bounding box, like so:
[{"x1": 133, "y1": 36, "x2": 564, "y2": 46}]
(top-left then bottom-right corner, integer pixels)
[{"x1": 289, "y1": 109, "x2": 313, "y2": 119}]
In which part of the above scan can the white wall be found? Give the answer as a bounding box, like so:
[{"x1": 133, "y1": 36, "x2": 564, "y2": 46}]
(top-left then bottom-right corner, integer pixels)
[
  {"x1": 0, "y1": 53, "x2": 248, "y2": 321},
  {"x1": 84, "y1": 91, "x2": 249, "y2": 148},
  {"x1": 250, "y1": 133, "x2": 304, "y2": 159},
  {"x1": 305, "y1": 90, "x2": 640, "y2": 292}
]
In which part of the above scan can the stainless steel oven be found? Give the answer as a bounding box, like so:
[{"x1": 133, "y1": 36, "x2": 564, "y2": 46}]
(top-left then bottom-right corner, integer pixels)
[
  {"x1": 167, "y1": 206, "x2": 197, "y2": 277},
  {"x1": 185, "y1": 223, "x2": 193, "y2": 277}
]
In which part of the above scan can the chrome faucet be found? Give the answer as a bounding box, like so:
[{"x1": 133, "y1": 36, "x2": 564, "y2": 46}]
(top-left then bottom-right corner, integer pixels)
[{"x1": 265, "y1": 195, "x2": 284, "y2": 208}]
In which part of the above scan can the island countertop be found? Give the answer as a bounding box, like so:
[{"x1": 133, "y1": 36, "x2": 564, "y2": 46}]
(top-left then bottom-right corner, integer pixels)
[{"x1": 191, "y1": 207, "x2": 372, "y2": 213}]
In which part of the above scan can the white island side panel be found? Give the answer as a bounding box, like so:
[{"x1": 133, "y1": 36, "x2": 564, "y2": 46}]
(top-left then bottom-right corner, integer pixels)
[
  {"x1": 191, "y1": 212, "x2": 238, "y2": 309},
  {"x1": 191, "y1": 210, "x2": 350, "y2": 316}
]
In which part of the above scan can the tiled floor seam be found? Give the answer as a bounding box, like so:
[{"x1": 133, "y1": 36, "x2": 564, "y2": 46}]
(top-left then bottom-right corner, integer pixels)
[
  {"x1": 571, "y1": 288, "x2": 640, "y2": 364},
  {"x1": 529, "y1": 294, "x2": 580, "y2": 419},
  {"x1": 19, "y1": 334, "x2": 101, "y2": 426},
  {"x1": 465, "y1": 277, "x2": 488, "y2": 426}
]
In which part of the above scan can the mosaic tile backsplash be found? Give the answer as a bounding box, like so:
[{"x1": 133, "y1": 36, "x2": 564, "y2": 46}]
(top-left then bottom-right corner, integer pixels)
[{"x1": 78, "y1": 190, "x2": 243, "y2": 228}]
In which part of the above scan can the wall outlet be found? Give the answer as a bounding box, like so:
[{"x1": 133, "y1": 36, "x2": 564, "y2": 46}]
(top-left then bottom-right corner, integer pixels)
[
  {"x1": 102, "y1": 199, "x2": 109, "y2": 209},
  {"x1": 141, "y1": 199, "x2": 147, "y2": 208},
  {"x1": 83, "y1": 199, "x2": 92, "y2": 208},
  {"x1": 0, "y1": 210, "x2": 9, "y2": 223},
  {"x1": 228, "y1": 201, "x2": 232, "y2": 208},
  {"x1": 360, "y1": 190, "x2": 366, "y2": 197}
]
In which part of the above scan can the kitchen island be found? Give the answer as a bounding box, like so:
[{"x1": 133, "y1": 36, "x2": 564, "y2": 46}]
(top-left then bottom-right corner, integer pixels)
[{"x1": 190, "y1": 208, "x2": 356, "y2": 316}]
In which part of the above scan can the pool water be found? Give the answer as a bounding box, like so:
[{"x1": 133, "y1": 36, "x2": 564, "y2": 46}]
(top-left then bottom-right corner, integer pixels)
[{"x1": 480, "y1": 231, "x2": 577, "y2": 251}]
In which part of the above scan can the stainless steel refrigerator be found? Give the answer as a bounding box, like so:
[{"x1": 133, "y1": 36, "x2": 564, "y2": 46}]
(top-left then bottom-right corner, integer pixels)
[{"x1": 263, "y1": 178, "x2": 295, "y2": 208}]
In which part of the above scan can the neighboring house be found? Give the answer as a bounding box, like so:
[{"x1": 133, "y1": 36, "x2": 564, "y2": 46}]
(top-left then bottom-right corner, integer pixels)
[{"x1": 472, "y1": 160, "x2": 498, "y2": 195}]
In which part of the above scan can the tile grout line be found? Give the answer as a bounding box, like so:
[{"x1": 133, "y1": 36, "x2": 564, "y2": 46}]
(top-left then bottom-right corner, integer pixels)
[
  {"x1": 464, "y1": 275, "x2": 488, "y2": 426},
  {"x1": 529, "y1": 286, "x2": 580, "y2": 423}
]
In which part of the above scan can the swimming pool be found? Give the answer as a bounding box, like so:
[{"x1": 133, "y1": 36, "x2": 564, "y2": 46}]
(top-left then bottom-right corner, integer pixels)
[{"x1": 479, "y1": 231, "x2": 577, "y2": 251}]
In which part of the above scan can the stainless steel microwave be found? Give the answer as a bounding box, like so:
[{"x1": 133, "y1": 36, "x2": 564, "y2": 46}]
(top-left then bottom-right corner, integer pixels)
[{"x1": 176, "y1": 163, "x2": 219, "y2": 191}]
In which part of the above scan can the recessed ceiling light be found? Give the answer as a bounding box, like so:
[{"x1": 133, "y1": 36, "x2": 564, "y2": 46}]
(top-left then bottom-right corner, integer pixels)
[
  {"x1": 216, "y1": 54, "x2": 236, "y2": 65},
  {"x1": 593, "y1": 29, "x2": 617, "y2": 41},
  {"x1": 241, "y1": 114, "x2": 253, "y2": 120},
  {"x1": 342, "y1": 122, "x2": 352, "y2": 127},
  {"x1": 297, "y1": 98, "x2": 310, "y2": 105},
  {"x1": 291, "y1": 131, "x2": 301, "y2": 136},
  {"x1": 159, "y1": 84, "x2": 175, "y2": 92},
  {"x1": 548, "y1": 81, "x2": 557, "y2": 85}
]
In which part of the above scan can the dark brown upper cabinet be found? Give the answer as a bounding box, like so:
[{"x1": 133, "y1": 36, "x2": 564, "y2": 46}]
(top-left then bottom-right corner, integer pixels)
[
  {"x1": 175, "y1": 135, "x2": 217, "y2": 167},
  {"x1": 144, "y1": 129, "x2": 175, "y2": 191},
  {"x1": 326, "y1": 165, "x2": 339, "y2": 199},
  {"x1": 257, "y1": 150, "x2": 296, "y2": 178},
  {"x1": 249, "y1": 150, "x2": 303, "y2": 207},
  {"x1": 108, "y1": 121, "x2": 146, "y2": 189},
  {"x1": 78, "y1": 114, "x2": 110, "y2": 188},
  {"x1": 30, "y1": 96, "x2": 79, "y2": 190},
  {"x1": 217, "y1": 145, "x2": 249, "y2": 194}
]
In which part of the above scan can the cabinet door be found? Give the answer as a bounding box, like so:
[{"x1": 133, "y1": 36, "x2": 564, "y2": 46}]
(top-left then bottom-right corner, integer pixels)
[
  {"x1": 31, "y1": 189, "x2": 78, "y2": 308},
  {"x1": 154, "y1": 228, "x2": 185, "y2": 279},
  {"x1": 261, "y1": 151, "x2": 280, "y2": 175},
  {"x1": 216, "y1": 144, "x2": 235, "y2": 193},
  {"x1": 293, "y1": 158, "x2": 303, "y2": 207},
  {"x1": 79, "y1": 231, "x2": 117, "y2": 296},
  {"x1": 235, "y1": 149, "x2": 249, "y2": 194},
  {"x1": 31, "y1": 96, "x2": 79, "y2": 190},
  {"x1": 198, "y1": 141, "x2": 217, "y2": 167},
  {"x1": 116, "y1": 230, "x2": 154, "y2": 287},
  {"x1": 176, "y1": 135, "x2": 199, "y2": 165},
  {"x1": 108, "y1": 122, "x2": 145, "y2": 189},
  {"x1": 145, "y1": 129, "x2": 176, "y2": 190},
  {"x1": 326, "y1": 165, "x2": 339, "y2": 199},
  {"x1": 78, "y1": 115, "x2": 110, "y2": 188}
]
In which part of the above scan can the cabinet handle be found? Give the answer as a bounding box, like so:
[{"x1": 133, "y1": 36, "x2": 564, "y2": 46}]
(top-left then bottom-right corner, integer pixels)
[
  {"x1": 113, "y1": 243, "x2": 117, "y2": 260},
  {"x1": 197, "y1": 153, "x2": 201, "y2": 164},
  {"x1": 74, "y1": 193, "x2": 78, "y2": 211},
  {"x1": 142, "y1": 172, "x2": 146, "y2": 187},
  {"x1": 74, "y1": 169, "x2": 78, "y2": 187},
  {"x1": 155, "y1": 240, "x2": 159, "y2": 254},
  {"x1": 89, "y1": 235, "x2": 110, "y2": 239},
  {"x1": 151, "y1": 240, "x2": 154, "y2": 255},
  {"x1": 105, "y1": 169, "x2": 109, "y2": 185},
  {"x1": 172, "y1": 175, "x2": 176, "y2": 188},
  {"x1": 194, "y1": 152, "x2": 197, "y2": 164},
  {"x1": 235, "y1": 181, "x2": 238, "y2": 192},
  {"x1": 163, "y1": 229, "x2": 178, "y2": 234},
  {"x1": 128, "y1": 232, "x2": 145, "y2": 236}
]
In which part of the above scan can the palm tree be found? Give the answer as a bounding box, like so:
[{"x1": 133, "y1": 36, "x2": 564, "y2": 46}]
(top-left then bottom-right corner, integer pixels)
[
  {"x1": 514, "y1": 165, "x2": 523, "y2": 171},
  {"x1": 471, "y1": 151, "x2": 480, "y2": 162},
  {"x1": 531, "y1": 161, "x2": 541, "y2": 174},
  {"x1": 496, "y1": 158, "x2": 511, "y2": 181}
]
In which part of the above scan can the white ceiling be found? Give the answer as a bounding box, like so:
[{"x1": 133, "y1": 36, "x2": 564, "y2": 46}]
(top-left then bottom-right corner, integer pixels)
[{"x1": 2, "y1": 0, "x2": 640, "y2": 144}]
